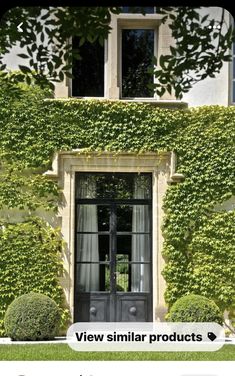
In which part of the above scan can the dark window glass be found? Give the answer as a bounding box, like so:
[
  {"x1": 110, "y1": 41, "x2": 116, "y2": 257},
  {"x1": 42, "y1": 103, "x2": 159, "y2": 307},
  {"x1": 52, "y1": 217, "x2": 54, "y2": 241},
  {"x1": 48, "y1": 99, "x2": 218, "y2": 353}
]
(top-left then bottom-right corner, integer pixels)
[
  {"x1": 117, "y1": 235, "x2": 131, "y2": 256},
  {"x1": 117, "y1": 205, "x2": 132, "y2": 232},
  {"x1": 122, "y1": 29, "x2": 154, "y2": 97},
  {"x1": 76, "y1": 173, "x2": 152, "y2": 199},
  {"x1": 116, "y1": 235, "x2": 150, "y2": 261},
  {"x1": 72, "y1": 37, "x2": 104, "y2": 97},
  {"x1": 98, "y1": 205, "x2": 110, "y2": 231},
  {"x1": 116, "y1": 205, "x2": 150, "y2": 232},
  {"x1": 121, "y1": 7, "x2": 155, "y2": 14},
  {"x1": 233, "y1": 81, "x2": 235, "y2": 103}
]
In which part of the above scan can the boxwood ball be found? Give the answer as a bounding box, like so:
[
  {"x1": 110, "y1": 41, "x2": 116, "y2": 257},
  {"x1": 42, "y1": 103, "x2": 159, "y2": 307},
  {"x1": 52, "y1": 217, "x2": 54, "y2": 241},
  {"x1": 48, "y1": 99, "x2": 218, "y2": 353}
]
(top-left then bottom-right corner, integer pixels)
[
  {"x1": 4, "y1": 292, "x2": 61, "y2": 341},
  {"x1": 167, "y1": 294, "x2": 223, "y2": 324}
]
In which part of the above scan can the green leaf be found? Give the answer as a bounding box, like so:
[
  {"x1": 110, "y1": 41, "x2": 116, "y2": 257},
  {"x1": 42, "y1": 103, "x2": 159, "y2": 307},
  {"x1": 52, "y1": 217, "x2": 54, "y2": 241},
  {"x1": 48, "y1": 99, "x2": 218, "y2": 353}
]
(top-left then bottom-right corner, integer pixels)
[
  {"x1": 17, "y1": 54, "x2": 29, "y2": 59},
  {"x1": 64, "y1": 71, "x2": 73, "y2": 78},
  {"x1": 19, "y1": 65, "x2": 32, "y2": 74}
]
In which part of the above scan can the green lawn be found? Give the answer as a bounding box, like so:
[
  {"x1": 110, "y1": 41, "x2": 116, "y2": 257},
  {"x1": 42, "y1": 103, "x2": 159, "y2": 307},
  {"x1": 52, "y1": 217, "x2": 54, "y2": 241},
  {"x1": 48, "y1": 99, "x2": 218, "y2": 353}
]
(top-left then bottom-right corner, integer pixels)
[{"x1": 0, "y1": 344, "x2": 234, "y2": 361}]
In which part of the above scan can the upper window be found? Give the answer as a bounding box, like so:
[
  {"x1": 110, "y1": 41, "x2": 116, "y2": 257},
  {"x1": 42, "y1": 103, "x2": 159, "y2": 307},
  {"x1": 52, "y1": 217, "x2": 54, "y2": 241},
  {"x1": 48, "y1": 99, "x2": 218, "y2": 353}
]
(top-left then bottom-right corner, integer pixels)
[
  {"x1": 71, "y1": 12, "x2": 157, "y2": 99},
  {"x1": 72, "y1": 37, "x2": 105, "y2": 97},
  {"x1": 121, "y1": 29, "x2": 155, "y2": 98},
  {"x1": 121, "y1": 7, "x2": 155, "y2": 14}
]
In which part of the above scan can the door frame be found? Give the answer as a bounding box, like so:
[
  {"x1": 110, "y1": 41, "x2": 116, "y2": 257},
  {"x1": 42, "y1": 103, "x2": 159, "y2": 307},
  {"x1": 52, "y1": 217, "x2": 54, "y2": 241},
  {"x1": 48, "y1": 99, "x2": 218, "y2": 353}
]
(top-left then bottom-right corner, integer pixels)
[{"x1": 45, "y1": 151, "x2": 171, "y2": 322}]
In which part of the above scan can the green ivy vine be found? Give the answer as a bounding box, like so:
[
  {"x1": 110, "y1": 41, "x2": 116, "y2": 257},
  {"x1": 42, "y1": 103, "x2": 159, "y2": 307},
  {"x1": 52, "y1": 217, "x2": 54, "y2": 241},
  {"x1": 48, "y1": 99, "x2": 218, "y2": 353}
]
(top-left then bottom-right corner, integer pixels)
[
  {"x1": 0, "y1": 81, "x2": 234, "y2": 326},
  {"x1": 0, "y1": 217, "x2": 70, "y2": 335}
]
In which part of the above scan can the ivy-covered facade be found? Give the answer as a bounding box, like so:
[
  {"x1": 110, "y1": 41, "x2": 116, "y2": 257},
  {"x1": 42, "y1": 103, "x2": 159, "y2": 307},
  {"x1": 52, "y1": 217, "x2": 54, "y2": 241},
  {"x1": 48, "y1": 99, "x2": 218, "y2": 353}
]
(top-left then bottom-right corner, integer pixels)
[
  {"x1": 0, "y1": 7, "x2": 235, "y2": 333},
  {"x1": 0, "y1": 82, "x2": 234, "y2": 333}
]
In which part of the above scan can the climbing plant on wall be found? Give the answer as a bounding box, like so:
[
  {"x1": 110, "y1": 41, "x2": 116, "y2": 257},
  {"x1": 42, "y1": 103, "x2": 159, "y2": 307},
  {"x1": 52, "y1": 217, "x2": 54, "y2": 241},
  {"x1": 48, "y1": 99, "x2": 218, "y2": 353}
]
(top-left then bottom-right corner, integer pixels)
[
  {"x1": 0, "y1": 217, "x2": 70, "y2": 335},
  {"x1": 162, "y1": 106, "x2": 235, "y2": 311},
  {"x1": 0, "y1": 80, "x2": 234, "y2": 329}
]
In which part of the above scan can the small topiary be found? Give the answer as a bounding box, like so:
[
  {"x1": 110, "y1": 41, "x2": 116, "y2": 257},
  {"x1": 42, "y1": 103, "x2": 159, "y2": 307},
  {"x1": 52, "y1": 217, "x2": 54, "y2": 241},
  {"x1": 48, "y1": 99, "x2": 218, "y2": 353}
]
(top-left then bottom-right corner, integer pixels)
[
  {"x1": 167, "y1": 294, "x2": 223, "y2": 324},
  {"x1": 4, "y1": 292, "x2": 61, "y2": 341}
]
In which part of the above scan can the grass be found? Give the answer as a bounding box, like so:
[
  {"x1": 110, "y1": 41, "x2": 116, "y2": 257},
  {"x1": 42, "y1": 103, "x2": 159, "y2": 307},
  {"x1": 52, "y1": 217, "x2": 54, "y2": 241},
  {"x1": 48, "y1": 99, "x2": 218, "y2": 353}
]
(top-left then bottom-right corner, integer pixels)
[{"x1": 0, "y1": 344, "x2": 234, "y2": 361}]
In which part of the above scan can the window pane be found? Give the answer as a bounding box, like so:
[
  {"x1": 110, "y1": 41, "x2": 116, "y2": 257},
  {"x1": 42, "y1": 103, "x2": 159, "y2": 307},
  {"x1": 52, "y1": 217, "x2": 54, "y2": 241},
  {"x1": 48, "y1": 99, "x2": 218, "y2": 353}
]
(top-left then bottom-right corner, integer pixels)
[
  {"x1": 122, "y1": 29, "x2": 154, "y2": 97},
  {"x1": 132, "y1": 234, "x2": 151, "y2": 261},
  {"x1": 76, "y1": 173, "x2": 151, "y2": 199},
  {"x1": 116, "y1": 205, "x2": 150, "y2": 232},
  {"x1": 115, "y1": 262, "x2": 151, "y2": 292},
  {"x1": 76, "y1": 263, "x2": 110, "y2": 292},
  {"x1": 117, "y1": 235, "x2": 150, "y2": 261},
  {"x1": 131, "y1": 263, "x2": 150, "y2": 292},
  {"x1": 233, "y1": 81, "x2": 235, "y2": 103},
  {"x1": 77, "y1": 204, "x2": 110, "y2": 232},
  {"x1": 76, "y1": 174, "x2": 97, "y2": 199},
  {"x1": 121, "y1": 7, "x2": 155, "y2": 14},
  {"x1": 76, "y1": 234, "x2": 109, "y2": 261},
  {"x1": 98, "y1": 205, "x2": 110, "y2": 231},
  {"x1": 77, "y1": 205, "x2": 98, "y2": 231},
  {"x1": 117, "y1": 205, "x2": 132, "y2": 231},
  {"x1": 116, "y1": 263, "x2": 130, "y2": 292},
  {"x1": 117, "y1": 235, "x2": 131, "y2": 258},
  {"x1": 72, "y1": 37, "x2": 104, "y2": 97}
]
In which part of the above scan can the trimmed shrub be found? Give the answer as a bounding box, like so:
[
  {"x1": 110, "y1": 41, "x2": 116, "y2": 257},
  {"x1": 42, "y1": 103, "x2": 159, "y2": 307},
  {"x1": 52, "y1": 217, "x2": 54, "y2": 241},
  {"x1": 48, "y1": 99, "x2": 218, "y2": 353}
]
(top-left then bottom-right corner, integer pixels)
[
  {"x1": 4, "y1": 292, "x2": 61, "y2": 341},
  {"x1": 167, "y1": 294, "x2": 223, "y2": 324}
]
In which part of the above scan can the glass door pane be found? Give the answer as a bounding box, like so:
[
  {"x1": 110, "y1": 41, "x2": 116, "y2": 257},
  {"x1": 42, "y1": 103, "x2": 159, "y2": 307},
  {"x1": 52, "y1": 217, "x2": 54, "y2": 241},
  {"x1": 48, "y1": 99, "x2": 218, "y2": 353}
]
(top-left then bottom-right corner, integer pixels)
[
  {"x1": 116, "y1": 258, "x2": 130, "y2": 292},
  {"x1": 131, "y1": 264, "x2": 150, "y2": 292},
  {"x1": 76, "y1": 263, "x2": 110, "y2": 292},
  {"x1": 76, "y1": 203, "x2": 111, "y2": 292},
  {"x1": 116, "y1": 204, "x2": 150, "y2": 233}
]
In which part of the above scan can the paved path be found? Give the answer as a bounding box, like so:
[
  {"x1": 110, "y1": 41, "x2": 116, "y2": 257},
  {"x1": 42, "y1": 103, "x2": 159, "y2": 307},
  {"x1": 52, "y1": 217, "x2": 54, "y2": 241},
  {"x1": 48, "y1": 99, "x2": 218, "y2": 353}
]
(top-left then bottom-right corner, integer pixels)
[
  {"x1": 0, "y1": 337, "x2": 234, "y2": 345},
  {"x1": 0, "y1": 337, "x2": 68, "y2": 344}
]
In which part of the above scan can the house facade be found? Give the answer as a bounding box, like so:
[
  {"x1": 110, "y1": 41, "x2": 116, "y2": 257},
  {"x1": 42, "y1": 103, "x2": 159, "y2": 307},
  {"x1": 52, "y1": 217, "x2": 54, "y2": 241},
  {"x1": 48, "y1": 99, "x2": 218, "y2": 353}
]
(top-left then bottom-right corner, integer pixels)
[{"x1": 2, "y1": 6, "x2": 235, "y2": 324}]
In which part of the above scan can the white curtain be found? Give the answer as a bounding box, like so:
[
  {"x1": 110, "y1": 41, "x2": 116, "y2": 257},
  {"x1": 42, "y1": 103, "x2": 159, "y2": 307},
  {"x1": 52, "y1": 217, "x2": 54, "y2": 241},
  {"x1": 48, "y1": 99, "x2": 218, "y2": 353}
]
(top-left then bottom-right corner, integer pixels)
[
  {"x1": 76, "y1": 175, "x2": 99, "y2": 292},
  {"x1": 131, "y1": 175, "x2": 150, "y2": 292}
]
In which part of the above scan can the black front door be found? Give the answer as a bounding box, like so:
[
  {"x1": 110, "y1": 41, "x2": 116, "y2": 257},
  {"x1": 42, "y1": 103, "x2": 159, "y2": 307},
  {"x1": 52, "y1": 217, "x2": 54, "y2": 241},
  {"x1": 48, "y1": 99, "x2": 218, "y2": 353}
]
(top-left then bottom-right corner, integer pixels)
[{"x1": 74, "y1": 172, "x2": 152, "y2": 322}]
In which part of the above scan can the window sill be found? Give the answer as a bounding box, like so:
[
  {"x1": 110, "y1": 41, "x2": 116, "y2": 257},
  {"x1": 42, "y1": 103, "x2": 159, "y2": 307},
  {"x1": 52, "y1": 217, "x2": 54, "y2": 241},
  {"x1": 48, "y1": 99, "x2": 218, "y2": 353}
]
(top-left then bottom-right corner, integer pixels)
[
  {"x1": 120, "y1": 98, "x2": 188, "y2": 109},
  {"x1": 47, "y1": 97, "x2": 188, "y2": 110}
]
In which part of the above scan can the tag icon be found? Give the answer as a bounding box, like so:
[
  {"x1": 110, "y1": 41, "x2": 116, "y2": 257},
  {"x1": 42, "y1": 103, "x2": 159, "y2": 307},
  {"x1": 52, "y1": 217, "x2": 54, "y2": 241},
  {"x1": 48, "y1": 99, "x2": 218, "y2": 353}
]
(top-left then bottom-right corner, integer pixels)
[{"x1": 207, "y1": 332, "x2": 217, "y2": 341}]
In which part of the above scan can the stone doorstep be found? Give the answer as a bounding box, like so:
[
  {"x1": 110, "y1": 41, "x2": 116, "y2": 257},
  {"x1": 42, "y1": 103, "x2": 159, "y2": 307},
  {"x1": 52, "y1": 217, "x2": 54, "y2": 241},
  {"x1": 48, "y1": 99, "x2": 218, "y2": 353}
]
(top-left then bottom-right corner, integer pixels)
[{"x1": 0, "y1": 337, "x2": 234, "y2": 345}]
